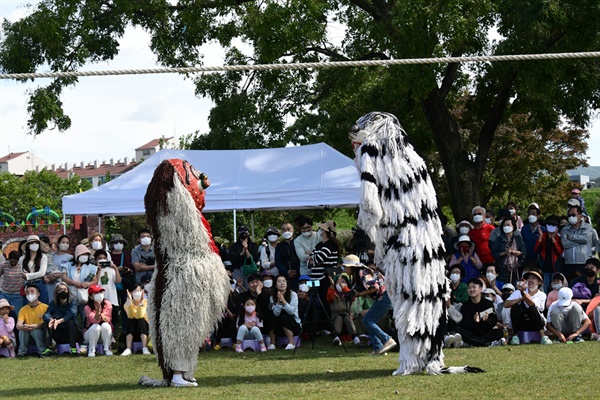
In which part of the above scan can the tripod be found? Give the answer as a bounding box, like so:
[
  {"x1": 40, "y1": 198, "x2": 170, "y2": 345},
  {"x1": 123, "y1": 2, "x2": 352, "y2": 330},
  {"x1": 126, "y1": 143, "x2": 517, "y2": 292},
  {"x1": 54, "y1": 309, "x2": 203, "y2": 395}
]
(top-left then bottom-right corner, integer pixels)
[{"x1": 293, "y1": 287, "x2": 347, "y2": 354}]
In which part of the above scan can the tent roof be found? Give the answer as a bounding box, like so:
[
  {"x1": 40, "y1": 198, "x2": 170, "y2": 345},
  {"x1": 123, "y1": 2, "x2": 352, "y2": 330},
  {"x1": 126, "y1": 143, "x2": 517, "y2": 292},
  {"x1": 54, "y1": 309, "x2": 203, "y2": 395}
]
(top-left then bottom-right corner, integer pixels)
[{"x1": 62, "y1": 143, "x2": 360, "y2": 216}]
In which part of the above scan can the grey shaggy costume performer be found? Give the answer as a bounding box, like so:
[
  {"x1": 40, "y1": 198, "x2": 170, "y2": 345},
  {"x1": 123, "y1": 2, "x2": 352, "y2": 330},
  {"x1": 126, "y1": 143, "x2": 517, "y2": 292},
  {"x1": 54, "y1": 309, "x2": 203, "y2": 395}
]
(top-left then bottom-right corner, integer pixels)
[
  {"x1": 139, "y1": 159, "x2": 230, "y2": 387},
  {"x1": 349, "y1": 112, "x2": 482, "y2": 375}
]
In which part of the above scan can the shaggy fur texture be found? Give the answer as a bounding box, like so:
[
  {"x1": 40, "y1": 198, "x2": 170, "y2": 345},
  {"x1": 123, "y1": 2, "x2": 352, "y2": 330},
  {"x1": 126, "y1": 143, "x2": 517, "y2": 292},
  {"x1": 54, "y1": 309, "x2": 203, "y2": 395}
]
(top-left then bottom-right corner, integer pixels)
[
  {"x1": 350, "y1": 112, "x2": 482, "y2": 375},
  {"x1": 140, "y1": 159, "x2": 230, "y2": 386}
]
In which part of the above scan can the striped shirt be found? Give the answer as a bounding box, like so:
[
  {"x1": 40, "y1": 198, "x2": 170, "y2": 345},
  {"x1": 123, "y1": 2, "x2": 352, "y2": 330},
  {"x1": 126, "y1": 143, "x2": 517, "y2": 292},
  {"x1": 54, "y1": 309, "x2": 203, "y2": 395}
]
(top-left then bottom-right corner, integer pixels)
[
  {"x1": 309, "y1": 240, "x2": 339, "y2": 280},
  {"x1": 0, "y1": 261, "x2": 24, "y2": 294}
]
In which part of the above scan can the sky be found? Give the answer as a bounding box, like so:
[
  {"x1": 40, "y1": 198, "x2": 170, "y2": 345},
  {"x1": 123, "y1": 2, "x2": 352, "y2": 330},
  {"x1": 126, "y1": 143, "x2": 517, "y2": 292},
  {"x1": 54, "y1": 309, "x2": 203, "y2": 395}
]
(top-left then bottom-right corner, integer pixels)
[{"x1": 1, "y1": 1, "x2": 599, "y2": 168}]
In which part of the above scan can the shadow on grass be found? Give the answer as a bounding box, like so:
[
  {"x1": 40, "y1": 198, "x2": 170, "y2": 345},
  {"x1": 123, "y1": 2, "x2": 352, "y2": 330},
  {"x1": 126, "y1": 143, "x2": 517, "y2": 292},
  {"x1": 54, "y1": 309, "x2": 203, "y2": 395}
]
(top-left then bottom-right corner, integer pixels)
[{"x1": 0, "y1": 368, "x2": 393, "y2": 397}]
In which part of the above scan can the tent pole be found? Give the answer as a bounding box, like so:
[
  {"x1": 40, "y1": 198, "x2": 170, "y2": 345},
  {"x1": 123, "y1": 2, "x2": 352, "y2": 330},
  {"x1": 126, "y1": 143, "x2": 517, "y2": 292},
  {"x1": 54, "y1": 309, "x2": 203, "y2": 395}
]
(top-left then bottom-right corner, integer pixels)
[
  {"x1": 233, "y1": 209, "x2": 237, "y2": 242},
  {"x1": 251, "y1": 211, "x2": 255, "y2": 241},
  {"x1": 62, "y1": 212, "x2": 67, "y2": 234}
]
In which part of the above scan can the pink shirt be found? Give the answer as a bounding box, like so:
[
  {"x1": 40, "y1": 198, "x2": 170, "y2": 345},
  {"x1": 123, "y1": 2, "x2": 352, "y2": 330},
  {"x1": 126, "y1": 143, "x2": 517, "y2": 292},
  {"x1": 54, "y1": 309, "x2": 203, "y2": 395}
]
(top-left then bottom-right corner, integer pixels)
[
  {"x1": 238, "y1": 312, "x2": 263, "y2": 329},
  {"x1": 546, "y1": 289, "x2": 559, "y2": 310},
  {"x1": 84, "y1": 300, "x2": 113, "y2": 332},
  {"x1": 0, "y1": 316, "x2": 15, "y2": 339}
]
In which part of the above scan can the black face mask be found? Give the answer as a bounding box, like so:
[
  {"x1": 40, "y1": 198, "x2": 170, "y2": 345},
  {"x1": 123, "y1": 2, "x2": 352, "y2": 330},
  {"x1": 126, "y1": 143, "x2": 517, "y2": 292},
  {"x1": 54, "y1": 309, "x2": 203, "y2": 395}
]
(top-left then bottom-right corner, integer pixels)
[
  {"x1": 58, "y1": 292, "x2": 69, "y2": 300},
  {"x1": 585, "y1": 269, "x2": 597, "y2": 278},
  {"x1": 239, "y1": 232, "x2": 249, "y2": 240}
]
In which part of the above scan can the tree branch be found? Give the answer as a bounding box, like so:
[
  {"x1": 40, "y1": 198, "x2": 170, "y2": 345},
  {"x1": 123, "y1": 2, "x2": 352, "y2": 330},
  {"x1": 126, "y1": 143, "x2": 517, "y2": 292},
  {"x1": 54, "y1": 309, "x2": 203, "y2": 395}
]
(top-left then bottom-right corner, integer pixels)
[
  {"x1": 439, "y1": 52, "x2": 462, "y2": 99},
  {"x1": 348, "y1": 0, "x2": 386, "y2": 22}
]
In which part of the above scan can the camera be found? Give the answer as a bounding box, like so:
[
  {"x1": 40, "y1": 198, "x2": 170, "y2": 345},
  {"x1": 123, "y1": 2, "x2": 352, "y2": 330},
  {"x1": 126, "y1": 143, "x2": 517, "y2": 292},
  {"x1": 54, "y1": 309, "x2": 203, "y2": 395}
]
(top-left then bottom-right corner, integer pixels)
[
  {"x1": 99, "y1": 260, "x2": 110, "y2": 268},
  {"x1": 306, "y1": 280, "x2": 320, "y2": 288}
]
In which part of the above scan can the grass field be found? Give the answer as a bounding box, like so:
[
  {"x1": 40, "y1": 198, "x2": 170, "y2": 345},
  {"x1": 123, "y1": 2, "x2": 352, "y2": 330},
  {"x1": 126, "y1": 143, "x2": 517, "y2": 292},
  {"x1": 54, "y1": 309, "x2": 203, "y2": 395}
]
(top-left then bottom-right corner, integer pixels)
[{"x1": 1, "y1": 339, "x2": 598, "y2": 399}]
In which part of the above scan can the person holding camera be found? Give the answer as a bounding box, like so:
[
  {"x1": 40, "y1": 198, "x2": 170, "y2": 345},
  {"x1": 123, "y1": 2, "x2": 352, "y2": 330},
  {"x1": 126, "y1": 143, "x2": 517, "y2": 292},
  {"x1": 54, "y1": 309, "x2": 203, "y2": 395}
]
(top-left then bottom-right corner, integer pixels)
[
  {"x1": 457, "y1": 278, "x2": 505, "y2": 347},
  {"x1": 95, "y1": 250, "x2": 122, "y2": 327}
]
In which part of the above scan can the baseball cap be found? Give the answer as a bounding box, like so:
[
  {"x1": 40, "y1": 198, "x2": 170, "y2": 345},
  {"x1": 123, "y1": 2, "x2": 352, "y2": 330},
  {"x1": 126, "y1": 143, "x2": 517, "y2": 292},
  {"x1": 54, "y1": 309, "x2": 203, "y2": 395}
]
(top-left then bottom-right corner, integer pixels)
[{"x1": 557, "y1": 287, "x2": 573, "y2": 307}]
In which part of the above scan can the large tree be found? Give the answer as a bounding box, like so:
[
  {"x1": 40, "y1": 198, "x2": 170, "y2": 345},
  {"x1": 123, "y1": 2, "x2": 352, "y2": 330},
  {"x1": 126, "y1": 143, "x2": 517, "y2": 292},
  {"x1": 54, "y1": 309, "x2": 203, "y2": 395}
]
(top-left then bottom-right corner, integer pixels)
[{"x1": 2, "y1": 0, "x2": 598, "y2": 218}]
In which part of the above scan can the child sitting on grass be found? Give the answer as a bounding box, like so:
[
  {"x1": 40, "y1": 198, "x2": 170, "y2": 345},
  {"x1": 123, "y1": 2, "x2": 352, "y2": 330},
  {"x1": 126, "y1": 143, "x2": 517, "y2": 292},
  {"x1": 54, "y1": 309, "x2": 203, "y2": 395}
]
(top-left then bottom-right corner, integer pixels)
[
  {"x1": 235, "y1": 298, "x2": 266, "y2": 353},
  {"x1": 327, "y1": 273, "x2": 360, "y2": 345},
  {"x1": 121, "y1": 283, "x2": 150, "y2": 356},
  {"x1": 0, "y1": 299, "x2": 16, "y2": 358}
]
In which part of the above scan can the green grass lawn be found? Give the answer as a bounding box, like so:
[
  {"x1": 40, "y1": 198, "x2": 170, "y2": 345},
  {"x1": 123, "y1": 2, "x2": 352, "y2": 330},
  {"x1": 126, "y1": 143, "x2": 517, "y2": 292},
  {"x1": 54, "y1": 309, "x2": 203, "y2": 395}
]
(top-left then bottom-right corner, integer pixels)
[{"x1": 1, "y1": 339, "x2": 599, "y2": 399}]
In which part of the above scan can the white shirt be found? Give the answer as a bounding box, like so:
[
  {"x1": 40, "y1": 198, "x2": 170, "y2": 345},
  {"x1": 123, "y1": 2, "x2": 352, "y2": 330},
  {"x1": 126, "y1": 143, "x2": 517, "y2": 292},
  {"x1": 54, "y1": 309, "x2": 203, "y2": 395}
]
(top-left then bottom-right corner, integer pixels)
[
  {"x1": 507, "y1": 288, "x2": 546, "y2": 312},
  {"x1": 546, "y1": 301, "x2": 588, "y2": 324},
  {"x1": 98, "y1": 267, "x2": 118, "y2": 306}
]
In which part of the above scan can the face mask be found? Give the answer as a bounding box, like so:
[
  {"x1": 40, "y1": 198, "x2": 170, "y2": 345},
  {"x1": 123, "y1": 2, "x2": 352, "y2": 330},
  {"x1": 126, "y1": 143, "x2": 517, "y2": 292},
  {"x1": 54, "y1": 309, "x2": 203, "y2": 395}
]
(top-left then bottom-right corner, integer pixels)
[
  {"x1": 78, "y1": 255, "x2": 89, "y2": 264},
  {"x1": 503, "y1": 226, "x2": 513, "y2": 234},
  {"x1": 473, "y1": 215, "x2": 484, "y2": 223},
  {"x1": 245, "y1": 305, "x2": 255, "y2": 313},
  {"x1": 508, "y1": 209, "x2": 516, "y2": 215},
  {"x1": 263, "y1": 279, "x2": 273, "y2": 288},
  {"x1": 551, "y1": 283, "x2": 563, "y2": 290},
  {"x1": 282, "y1": 232, "x2": 293, "y2": 240},
  {"x1": 239, "y1": 232, "x2": 249, "y2": 240},
  {"x1": 585, "y1": 269, "x2": 597, "y2": 278},
  {"x1": 485, "y1": 296, "x2": 495, "y2": 301},
  {"x1": 317, "y1": 229, "x2": 323, "y2": 237},
  {"x1": 132, "y1": 291, "x2": 143, "y2": 301},
  {"x1": 29, "y1": 243, "x2": 40, "y2": 252},
  {"x1": 546, "y1": 225, "x2": 558, "y2": 233},
  {"x1": 267, "y1": 234, "x2": 278, "y2": 242},
  {"x1": 335, "y1": 284, "x2": 343, "y2": 292},
  {"x1": 58, "y1": 291, "x2": 69, "y2": 300},
  {"x1": 486, "y1": 273, "x2": 496, "y2": 282},
  {"x1": 113, "y1": 243, "x2": 124, "y2": 251},
  {"x1": 140, "y1": 237, "x2": 152, "y2": 246},
  {"x1": 528, "y1": 215, "x2": 538, "y2": 223},
  {"x1": 459, "y1": 245, "x2": 470, "y2": 253},
  {"x1": 299, "y1": 284, "x2": 309, "y2": 292},
  {"x1": 568, "y1": 216, "x2": 578, "y2": 225},
  {"x1": 26, "y1": 294, "x2": 38, "y2": 303},
  {"x1": 450, "y1": 273, "x2": 461, "y2": 283},
  {"x1": 93, "y1": 293, "x2": 104, "y2": 302},
  {"x1": 485, "y1": 218, "x2": 492, "y2": 224},
  {"x1": 59, "y1": 243, "x2": 69, "y2": 252},
  {"x1": 91, "y1": 241, "x2": 103, "y2": 250},
  {"x1": 459, "y1": 227, "x2": 469, "y2": 235},
  {"x1": 302, "y1": 231, "x2": 312, "y2": 238}
]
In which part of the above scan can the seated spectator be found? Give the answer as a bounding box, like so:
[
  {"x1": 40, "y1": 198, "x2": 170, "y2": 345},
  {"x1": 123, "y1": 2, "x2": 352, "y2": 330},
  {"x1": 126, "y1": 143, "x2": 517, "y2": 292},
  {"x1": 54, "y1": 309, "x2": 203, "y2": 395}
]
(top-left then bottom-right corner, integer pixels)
[
  {"x1": 448, "y1": 265, "x2": 468, "y2": 304},
  {"x1": 213, "y1": 286, "x2": 238, "y2": 351},
  {"x1": 484, "y1": 264, "x2": 504, "y2": 301},
  {"x1": 449, "y1": 235, "x2": 483, "y2": 283},
  {"x1": 503, "y1": 270, "x2": 551, "y2": 345},
  {"x1": 296, "y1": 275, "x2": 311, "y2": 329},
  {"x1": 121, "y1": 283, "x2": 150, "y2": 356},
  {"x1": 0, "y1": 251, "x2": 24, "y2": 316},
  {"x1": 546, "y1": 287, "x2": 590, "y2": 343},
  {"x1": 95, "y1": 250, "x2": 122, "y2": 327},
  {"x1": 327, "y1": 273, "x2": 360, "y2": 345},
  {"x1": 258, "y1": 270, "x2": 275, "y2": 347},
  {"x1": 0, "y1": 298, "x2": 16, "y2": 358},
  {"x1": 458, "y1": 278, "x2": 505, "y2": 347},
  {"x1": 534, "y1": 215, "x2": 564, "y2": 293},
  {"x1": 83, "y1": 284, "x2": 113, "y2": 357},
  {"x1": 587, "y1": 296, "x2": 600, "y2": 341},
  {"x1": 260, "y1": 226, "x2": 281, "y2": 276},
  {"x1": 16, "y1": 284, "x2": 51, "y2": 357},
  {"x1": 491, "y1": 217, "x2": 526, "y2": 285},
  {"x1": 569, "y1": 258, "x2": 600, "y2": 310},
  {"x1": 235, "y1": 297, "x2": 267, "y2": 353},
  {"x1": 43, "y1": 282, "x2": 79, "y2": 356},
  {"x1": 270, "y1": 275, "x2": 301, "y2": 350},
  {"x1": 546, "y1": 273, "x2": 569, "y2": 310},
  {"x1": 496, "y1": 283, "x2": 515, "y2": 333}
]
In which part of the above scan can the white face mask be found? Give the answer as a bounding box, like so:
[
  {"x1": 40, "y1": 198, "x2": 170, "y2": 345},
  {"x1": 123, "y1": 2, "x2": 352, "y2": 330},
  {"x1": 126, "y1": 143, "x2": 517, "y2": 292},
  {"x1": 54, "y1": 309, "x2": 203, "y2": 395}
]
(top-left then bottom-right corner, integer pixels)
[
  {"x1": 26, "y1": 294, "x2": 38, "y2": 303},
  {"x1": 302, "y1": 231, "x2": 312, "y2": 238},
  {"x1": 335, "y1": 284, "x2": 343, "y2": 292},
  {"x1": 528, "y1": 215, "x2": 538, "y2": 224},
  {"x1": 93, "y1": 293, "x2": 104, "y2": 302},
  {"x1": 551, "y1": 283, "x2": 563, "y2": 290},
  {"x1": 486, "y1": 273, "x2": 496, "y2": 282},
  {"x1": 91, "y1": 241, "x2": 103, "y2": 250},
  {"x1": 267, "y1": 234, "x2": 278, "y2": 242},
  {"x1": 503, "y1": 226, "x2": 513, "y2": 234},
  {"x1": 113, "y1": 243, "x2": 124, "y2": 251},
  {"x1": 508, "y1": 209, "x2": 516, "y2": 215},
  {"x1": 485, "y1": 218, "x2": 492, "y2": 225},
  {"x1": 78, "y1": 255, "x2": 89, "y2": 264},
  {"x1": 140, "y1": 237, "x2": 152, "y2": 246},
  {"x1": 317, "y1": 229, "x2": 323, "y2": 237},
  {"x1": 299, "y1": 284, "x2": 309, "y2": 292},
  {"x1": 59, "y1": 243, "x2": 69, "y2": 252},
  {"x1": 568, "y1": 216, "x2": 578, "y2": 225},
  {"x1": 547, "y1": 225, "x2": 558, "y2": 233},
  {"x1": 459, "y1": 227, "x2": 470, "y2": 235},
  {"x1": 473, "y1": 215, "x2": 484, "y2": 223},
  {"x1": 263, "y1": 279, "x2": 273, "y2": 288},
  {"x1": 245, "y1": 305, "x2": 255, "y2": 313},
  {"x1": 450, "y1": 273, "x2": 461, "y2": 283},
  {"x1": 29, "y1": 243, "x2": 40, "y2": 252},
  {"x1": 132, "y1": 291, "x2": 143, "y2": 301},
  {"x1": 282, "y1": 232, "x2": 293, "y2": 240}
]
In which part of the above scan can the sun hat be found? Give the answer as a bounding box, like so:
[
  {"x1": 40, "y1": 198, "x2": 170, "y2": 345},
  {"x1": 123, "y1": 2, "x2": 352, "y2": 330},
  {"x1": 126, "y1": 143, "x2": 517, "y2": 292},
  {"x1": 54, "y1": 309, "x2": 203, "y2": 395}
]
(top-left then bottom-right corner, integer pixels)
[
  {"x1": 501, "y1": 283, "x2": 515, "y2": 292},
  {"x1": 454, "y1": 235, "x2": 473, "y2": 250},
  {"x1": 317, "y1": 220, "x2": 337, "y2": 234},
  {"x1": 109, "y1": 234, "x2": 129, "y2": 246},
  {"x1": 74, "y1": 244, "x2": 91, "y2": 259},
  {"x1": 341, "y1": 254, "x2": 361, "y2": 267},
  {"x1": 523, "y1": 270, "x2": 543, "y2": 282},
  {"x1": 26, "y1": 235, "x2": 40, "y2": 244},
  {"x1": 0, "y1": 298, "x2": 15, "y2": 311}
]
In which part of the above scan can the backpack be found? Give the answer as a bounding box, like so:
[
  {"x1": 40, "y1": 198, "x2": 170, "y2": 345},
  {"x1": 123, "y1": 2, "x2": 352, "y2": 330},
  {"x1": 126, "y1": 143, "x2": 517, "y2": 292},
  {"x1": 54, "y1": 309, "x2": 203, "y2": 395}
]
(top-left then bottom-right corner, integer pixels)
[{"x1": 572, "y1": 282, "x2": 592, "y2": 300}]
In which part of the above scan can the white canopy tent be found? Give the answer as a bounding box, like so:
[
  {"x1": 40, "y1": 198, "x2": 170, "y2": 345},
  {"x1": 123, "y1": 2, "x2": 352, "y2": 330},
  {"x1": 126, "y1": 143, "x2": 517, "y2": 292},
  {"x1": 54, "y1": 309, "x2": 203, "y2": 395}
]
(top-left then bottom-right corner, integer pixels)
[{"x1": 62, "y1": 143, "x2": 360, "y2": 233}]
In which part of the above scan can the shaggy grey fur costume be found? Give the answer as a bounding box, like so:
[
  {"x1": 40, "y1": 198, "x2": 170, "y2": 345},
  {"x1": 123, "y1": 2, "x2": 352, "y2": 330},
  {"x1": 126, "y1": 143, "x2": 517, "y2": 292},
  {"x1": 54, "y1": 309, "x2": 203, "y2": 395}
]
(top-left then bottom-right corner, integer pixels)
[{"x1": 350, "y1": 112, "x2": 482, "y2": 375}]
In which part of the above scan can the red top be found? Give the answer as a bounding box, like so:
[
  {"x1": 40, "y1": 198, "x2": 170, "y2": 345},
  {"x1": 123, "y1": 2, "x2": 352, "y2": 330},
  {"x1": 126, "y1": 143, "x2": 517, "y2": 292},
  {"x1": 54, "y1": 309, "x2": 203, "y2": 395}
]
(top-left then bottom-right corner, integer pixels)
[{"x1": 469, "y1": 223, "x2": 495, "y2": 264}]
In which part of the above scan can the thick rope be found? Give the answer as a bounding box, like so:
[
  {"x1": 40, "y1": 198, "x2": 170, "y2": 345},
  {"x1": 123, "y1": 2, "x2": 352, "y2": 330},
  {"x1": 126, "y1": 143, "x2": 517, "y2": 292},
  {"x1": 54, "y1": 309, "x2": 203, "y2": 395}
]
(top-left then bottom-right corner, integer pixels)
[{"x1": 1, "y1": 51, "x2": 599, "y2": 80}]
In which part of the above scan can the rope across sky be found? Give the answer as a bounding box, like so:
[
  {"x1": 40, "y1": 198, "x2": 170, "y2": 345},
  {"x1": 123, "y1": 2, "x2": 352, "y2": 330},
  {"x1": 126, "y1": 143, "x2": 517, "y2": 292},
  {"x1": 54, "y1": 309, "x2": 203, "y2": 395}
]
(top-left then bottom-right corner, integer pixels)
[{"x1": 1, "y1": 51, "x2": 600, "y2": 80}]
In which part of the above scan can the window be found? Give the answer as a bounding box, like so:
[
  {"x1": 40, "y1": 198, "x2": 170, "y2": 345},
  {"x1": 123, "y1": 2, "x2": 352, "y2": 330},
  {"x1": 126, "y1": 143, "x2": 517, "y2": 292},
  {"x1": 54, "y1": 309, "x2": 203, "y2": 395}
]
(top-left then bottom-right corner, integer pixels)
[{"x1": 143, "y1": 149, "x2": 151, "y2": 156}]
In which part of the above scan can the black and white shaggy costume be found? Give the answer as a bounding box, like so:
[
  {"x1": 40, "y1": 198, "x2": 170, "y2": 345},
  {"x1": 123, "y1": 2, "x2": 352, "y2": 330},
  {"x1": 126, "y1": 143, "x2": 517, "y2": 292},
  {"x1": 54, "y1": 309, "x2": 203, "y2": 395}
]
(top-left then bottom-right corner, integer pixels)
[
  {"x1": 349, "y1": 112, "x2": 482, "y2": 375},
  {"x1": 139, "y1": 159, "x2": 230, "y2": 387}
]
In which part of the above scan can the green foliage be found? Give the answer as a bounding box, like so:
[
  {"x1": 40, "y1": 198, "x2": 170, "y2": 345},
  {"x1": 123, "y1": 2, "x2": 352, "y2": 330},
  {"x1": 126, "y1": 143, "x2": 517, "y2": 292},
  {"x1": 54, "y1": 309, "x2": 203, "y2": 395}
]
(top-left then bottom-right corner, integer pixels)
[
  {"x1": 581, "y1": 188, "x2": 600, "y2": 228},
  {"x1": 2, "y1": 0, "x2": 599, "y2": 218},
  {"x1": 0, "y1": 169, "x2": 91, "y2": 220}
]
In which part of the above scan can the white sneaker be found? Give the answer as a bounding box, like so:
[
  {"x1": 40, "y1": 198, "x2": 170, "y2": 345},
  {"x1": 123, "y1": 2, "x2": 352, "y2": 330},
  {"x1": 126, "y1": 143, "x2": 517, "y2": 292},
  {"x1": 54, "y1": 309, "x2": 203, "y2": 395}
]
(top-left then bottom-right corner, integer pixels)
[
  {"x1": 378, "y1": 338, "x2": 397, "y2": 354},
  {"x1": 321, "y1": 329, "x2": 331, "y2": 336},
  {"x1": 284, "y1": 344, "x2": 295, "y2": 350},
  {"x1": 267, "y1": 344, "x2": 276, "y2": 350},
  {"x1": 87, "y1": 351, "x2": 95, "y2": 358},
  {"x1": 489, "y1": 338, "x2": 507, "y2": 347},
  {"x1": 453, "y1": 333, "x2": 462, "y2": 348},
  {"x1": 332, "y1": 336, "x2": 341, "y2": 345},
  {"x1": 104, "y1": 349, "x2": 113, "y2": 356},
  {"x1": 121, "y1": 348, "x2": 132, "y2": 356},
  {"x1": 142, "y1": 347, "x2": 151, "y2": 355},
  {"x1": 443, "y1": 334, "x2": 455, "y2": 348},
  {"x1": 353, "y1": 336, "x2": 361, "y2": 345}
]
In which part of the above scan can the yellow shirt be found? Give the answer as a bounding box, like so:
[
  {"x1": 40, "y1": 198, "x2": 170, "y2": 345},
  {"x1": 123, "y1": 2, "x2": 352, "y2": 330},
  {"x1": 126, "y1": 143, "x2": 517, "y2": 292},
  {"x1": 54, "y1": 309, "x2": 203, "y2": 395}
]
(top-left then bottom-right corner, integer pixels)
[
  {"x1": 124, "y1": 299, "x2": 148, "y2": 322},
  {"x1": 18, "y1": 302, "x2": 48, "y2": 325}
]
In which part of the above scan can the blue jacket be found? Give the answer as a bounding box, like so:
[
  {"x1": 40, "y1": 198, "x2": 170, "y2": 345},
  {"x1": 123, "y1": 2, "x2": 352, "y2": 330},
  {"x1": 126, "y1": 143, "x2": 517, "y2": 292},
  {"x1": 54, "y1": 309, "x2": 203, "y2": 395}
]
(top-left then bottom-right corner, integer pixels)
[
  {"x1": 43, "y1": 299, "x2": 78, "y2": 324},
  {"x1": 521, "y1": 223, "x2": 546, "y2": 262}
]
